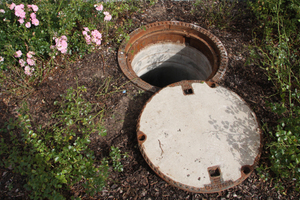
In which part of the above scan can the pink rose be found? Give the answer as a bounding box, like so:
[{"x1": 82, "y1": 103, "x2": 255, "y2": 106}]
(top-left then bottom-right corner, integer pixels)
[
  {"x1": 82, "y1": 31, "x2": 88, "y2": 36},
  {"x1": 60, "y1": 48, "x2": 67, "y2": 54},
  {"x1": 31, "y1": 5, "x2": 38, "y2": 12},
  {"x1": 54, "y1": 36, "x2": 68, "y2": 54},
  {"x1": 91, "y1": 30, "x2": 102, "y2": 39},
  {"x1": 57, "y1": 40, "x2": 68, "y2": 51},
  {"x1": 0, "y1": 56, "x2": 4, "y2": 62},
  {"x1": 32, "y1": 18, "x2": 39, "y2": 26},
  {"x1": 103, "y1": 12, "x2": 112, "y2": 21},
  {"x1": 27, "y1": 51, "x2": 35, "y2": 58},
  {"x1": 24, "y1": 66, "x2": 34, "y2": 76},
  {"x1": 91, "y1": 30, "x2": 102, "y2": 46},
  {"x1": 15, "y1": 4, "x2": 26, "y2": 18},
  {"x1": 0, "y1": 9, "x2": 5, "y2": 13},
  {"x1": 95, "y1": 39, "x2": 101, "y2": 46},
  {"x1": 15, "y1": 50, "x2": 22, "y2": 58},
  {"x1": 19, "y1": 59, "x2": 26, "y2": 67},
  {"x1": 85, "y1": 35, "x2": 91, "y2": 45},
  {"x1": 10, "y1": 3, "x2": 16, "y2": 10},
  {"x1": 30, "y1": 12, "x2": 36, "y2": 20},
  {"x1": 95, "y1": 4, "x2": 103, "y2": 11},
  {"x1": 27, "y1": 58, "x2": 36, "y2": 66},
  {"x1": 104, "y1": 14, "x2": 112, "y2": 21},
  {"x1": 60, "y1": 35, "x2": 67, "y2": 41},
  {"x1": 18, "y1": 18, "x2": 24, "y2": 24},
  {"x1": 25, "y1": 22, "x2": 31, "y2": 28}
]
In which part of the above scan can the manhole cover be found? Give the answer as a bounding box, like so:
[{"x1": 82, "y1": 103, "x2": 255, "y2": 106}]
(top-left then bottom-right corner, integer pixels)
[
  {"x1": 118, "y1": 21, "x2": 228, "y2": 92},
  {"x1": 137, "y1": 81, "x2": 262, "y2": 193}
]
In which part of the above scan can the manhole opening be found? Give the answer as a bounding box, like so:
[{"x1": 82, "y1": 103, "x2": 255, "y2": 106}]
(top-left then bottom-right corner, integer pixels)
[
  {"x1": 118, "y1": 21, "x2": 228, "y2": 92},
  {"x1": 132, "y1": 43, "x2": 213, "y2": 88}
]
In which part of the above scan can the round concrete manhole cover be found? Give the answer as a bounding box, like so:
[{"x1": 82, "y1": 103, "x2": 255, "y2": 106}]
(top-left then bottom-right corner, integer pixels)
[{"x1": 137, "y1": 81, "x2": 262, "y2": 193}]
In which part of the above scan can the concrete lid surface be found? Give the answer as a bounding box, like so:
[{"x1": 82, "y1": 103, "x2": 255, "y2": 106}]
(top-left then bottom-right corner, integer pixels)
[{"x1": 137, "y1": 81, "x2": 261, "y2": 192}]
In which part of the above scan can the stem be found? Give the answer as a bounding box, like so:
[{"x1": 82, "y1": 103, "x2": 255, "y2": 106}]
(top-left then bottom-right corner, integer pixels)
[
  {"x1": 10, "y1": 68, "x2": 32, "y2": 88},
  {"x1": 276, "y1": 0, "x2": 293, "y2": 114},
  {"x1": 56, "y1": 0, "x2": 64, "y2": 14}
]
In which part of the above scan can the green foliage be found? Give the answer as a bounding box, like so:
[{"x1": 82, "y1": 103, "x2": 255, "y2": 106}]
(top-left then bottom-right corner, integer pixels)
[
  {"x1": 265, "y1": 103, "x2": 300, "y2": 191},
  {"x1": 105, "y1": 0, "x2": 140, "y2": 18},
  {"x1": 0, "y1": 85, "x2": 127, "y2": 199},
  {"x1": 0, "y1": 0, "x2": 143, "y2": 94},
  {"x1": 110, "y1": 146, "x2": 128, "y2": 172},
  {"x1": 104, "y1": 0, "x2": 140, "y2": 44},
  {"x1": 249, "y1": 0, "x2": 300, "y2": 38},
  {"x1": 192, "y1": 0, "x2": 239, "y2": 29},
  {"x1": 249, "y1": 0, "x2": 300, "y2": 192},
  {"x1": 0, "y1": 0, "x2": 110, "y2": 90},
  {"x1": 0, "y1": 0, "x2": 138, "y2": 198},
  {"x1": 249, "y1": 0, "x2": 300, "y2": 106}
]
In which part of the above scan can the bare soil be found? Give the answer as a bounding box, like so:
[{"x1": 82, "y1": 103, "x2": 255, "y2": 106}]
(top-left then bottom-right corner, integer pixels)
[{"x1": 1, "y1": 1, "x2": 299, "y2": 199}]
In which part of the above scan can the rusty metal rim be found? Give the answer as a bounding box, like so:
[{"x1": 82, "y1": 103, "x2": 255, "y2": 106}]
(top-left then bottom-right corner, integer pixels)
[
  {"x1": 118, "y1": 21, "x2": 228, "y2": 92},
  {"x1": 136, "y1": 80, "x2": 263, "y2": 193}
]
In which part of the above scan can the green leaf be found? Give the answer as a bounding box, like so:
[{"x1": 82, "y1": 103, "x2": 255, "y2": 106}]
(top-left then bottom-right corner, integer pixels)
[{"x1": 54, "y1": 156, "x2": 60, "y2": 163}]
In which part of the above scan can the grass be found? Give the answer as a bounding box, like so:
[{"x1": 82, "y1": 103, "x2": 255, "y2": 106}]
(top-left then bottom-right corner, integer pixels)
[{"x1": 192, "y1": 0, "x2": 240, "y2": 30}]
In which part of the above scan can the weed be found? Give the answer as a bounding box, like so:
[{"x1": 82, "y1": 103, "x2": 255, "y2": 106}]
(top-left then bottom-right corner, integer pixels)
[
  {"x1": 95, "y1": 75, "x2": 131, "y2": 97},
  {"x1": 109, "y1": 146, "x2": 128, "y2": 172},
  {"x1": 0, "y1": 0, "x2": 128, "y2": 94},
  {"x1": 0, "y1": 84, "x2": 126, "y2": 199},
  {"x1": 248, "y1": 0, "x2": 300, "y2": 192},
  {"x1": 192, "y1": 0, "x2": 239, "y2": 29}
]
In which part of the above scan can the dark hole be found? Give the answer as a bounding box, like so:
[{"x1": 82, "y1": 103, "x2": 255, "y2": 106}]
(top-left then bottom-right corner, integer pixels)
[
  {"x1": 241, "y1": 166, "x2": 251, "y2": 175},
  {"x1": 209, "y1": 168, "x2": 220, "y2": 177},
  {"x1": 138, "y1": 134, "x2": 146, "y2": 142},
  {"x1": 140, "y1": 66, "x2": 201, "y2": 88},
  {"x1": 184, "y1": 88, "x2": 194, "y2": 95}
]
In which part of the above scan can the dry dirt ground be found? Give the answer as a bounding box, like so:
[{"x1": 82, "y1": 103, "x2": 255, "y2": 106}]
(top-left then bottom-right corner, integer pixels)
[{"x1": 1, "y1": 0, "x2": 299, "y2": 199}]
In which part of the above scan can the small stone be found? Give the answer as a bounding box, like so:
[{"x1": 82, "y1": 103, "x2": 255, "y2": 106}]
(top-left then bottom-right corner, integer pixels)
[
  {"x1": 111, "y1": 184, "x2": 118, "y2": 189},
  {"x1": 141, "y1": 189, "x2": 147, "y2": 197}
]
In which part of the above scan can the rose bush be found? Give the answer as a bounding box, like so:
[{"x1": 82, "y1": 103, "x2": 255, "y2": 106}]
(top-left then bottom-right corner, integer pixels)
[{"x1": 0, "y1": 0, "x2": 112, "y2": 87}]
